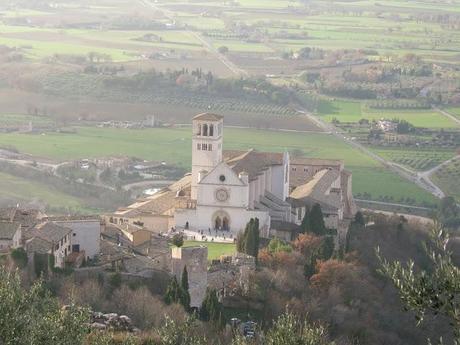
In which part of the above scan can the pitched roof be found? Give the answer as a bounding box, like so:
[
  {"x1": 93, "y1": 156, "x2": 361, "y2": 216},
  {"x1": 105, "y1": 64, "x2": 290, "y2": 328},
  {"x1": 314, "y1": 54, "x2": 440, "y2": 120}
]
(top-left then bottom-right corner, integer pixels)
[
  {"x1": 193, "y1": 113, "x2": 224, "y2": 121},
  {"x1": 291, "y1": 157, "x2": 343, "y2": 167},
  {"x1": 32, "y1": 222, "x2": 72, "y2": 243},
  {"x1": 223, "y1": 149, "x2": 284, "y2": 181},
  {"x1": 289, "y1": 169, "x2": 342, "y2": 210},
  {"x1": 0, "y1": 208, "x2": 17, "y2": 222},
  {"x1": 26, "y1": 237, "x2": 52, "y2": 254},
  {"x1": 115, "y1": 175, "x2": 192, "y2": 217},
  {"x1": 0, "y1": 222, "x2": 20, "y2": 240}
]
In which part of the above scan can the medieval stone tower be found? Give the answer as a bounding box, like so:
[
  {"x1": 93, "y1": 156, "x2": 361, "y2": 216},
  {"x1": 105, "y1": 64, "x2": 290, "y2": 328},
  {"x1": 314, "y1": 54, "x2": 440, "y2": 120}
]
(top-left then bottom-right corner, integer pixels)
[{"x1": 191, "y1": 113, "x2": 224, "y2": 200}]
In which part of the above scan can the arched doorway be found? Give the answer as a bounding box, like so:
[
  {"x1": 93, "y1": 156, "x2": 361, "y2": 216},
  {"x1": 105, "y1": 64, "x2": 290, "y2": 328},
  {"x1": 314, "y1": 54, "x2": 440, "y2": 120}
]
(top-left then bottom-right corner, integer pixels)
[
  {"x1": 222, "y1": 217, "x2": 229, "y2": 231},
  {"x1": 212, "y1": 210, "x2": 230, "y2": 231},
  {"x1": 214, "y1": 217, "x2": 222, "y2": 230}
]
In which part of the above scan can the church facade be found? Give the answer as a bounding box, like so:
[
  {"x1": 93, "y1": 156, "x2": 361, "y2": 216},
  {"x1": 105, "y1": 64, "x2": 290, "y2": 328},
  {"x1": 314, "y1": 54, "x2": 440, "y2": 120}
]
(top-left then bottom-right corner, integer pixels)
[
  {"x1": 108, "y1": 113, "x2": 357, "y2": 245},
  {"x1": 175, "y1": 113, "x2": 290, "y2": 235}
]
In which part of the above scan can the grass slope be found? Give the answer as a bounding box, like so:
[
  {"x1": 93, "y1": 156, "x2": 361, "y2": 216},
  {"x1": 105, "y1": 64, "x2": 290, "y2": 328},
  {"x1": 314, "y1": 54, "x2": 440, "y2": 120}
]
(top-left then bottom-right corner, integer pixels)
[{"x1": 0, "y1": 171, "x2": 89, "y2": 212}]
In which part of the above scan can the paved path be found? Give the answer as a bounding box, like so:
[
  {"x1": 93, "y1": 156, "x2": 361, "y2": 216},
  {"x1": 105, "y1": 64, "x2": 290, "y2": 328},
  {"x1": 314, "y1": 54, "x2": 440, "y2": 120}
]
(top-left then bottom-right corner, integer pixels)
[{"x1": 296, "y1": 108, "x2": 446, "y2": 199}]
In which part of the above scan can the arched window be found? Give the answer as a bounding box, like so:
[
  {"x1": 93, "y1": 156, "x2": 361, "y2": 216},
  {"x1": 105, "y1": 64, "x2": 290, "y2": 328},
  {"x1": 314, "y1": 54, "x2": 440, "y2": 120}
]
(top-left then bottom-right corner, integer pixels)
[
  {"x1": 209, "y1": 124, "x2": 214, "y2": 136},
  {"x1": 203, "y1": 124, "x2": 208, "y2": 136}
]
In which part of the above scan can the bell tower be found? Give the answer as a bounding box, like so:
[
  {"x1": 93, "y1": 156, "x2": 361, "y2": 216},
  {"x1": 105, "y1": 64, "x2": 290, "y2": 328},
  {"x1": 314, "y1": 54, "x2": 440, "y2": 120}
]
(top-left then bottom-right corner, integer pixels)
[{"x1": 191, "y1": 113, "x2": 224, "y2": 200}]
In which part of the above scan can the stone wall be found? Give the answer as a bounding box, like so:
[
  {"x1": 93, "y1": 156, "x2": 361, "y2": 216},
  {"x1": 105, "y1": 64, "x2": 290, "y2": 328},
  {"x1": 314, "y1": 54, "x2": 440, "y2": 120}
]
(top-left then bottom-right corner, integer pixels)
[{"x1": 171, "y1": 246, "x2": 208, "y2": 308}]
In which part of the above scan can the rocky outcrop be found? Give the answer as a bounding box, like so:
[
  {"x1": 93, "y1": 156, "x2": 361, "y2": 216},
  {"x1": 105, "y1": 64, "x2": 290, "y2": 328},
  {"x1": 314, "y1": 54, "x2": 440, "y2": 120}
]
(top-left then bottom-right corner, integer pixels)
[{"x1": 90, "y1": 312, "x2": 140, "y2": 333}]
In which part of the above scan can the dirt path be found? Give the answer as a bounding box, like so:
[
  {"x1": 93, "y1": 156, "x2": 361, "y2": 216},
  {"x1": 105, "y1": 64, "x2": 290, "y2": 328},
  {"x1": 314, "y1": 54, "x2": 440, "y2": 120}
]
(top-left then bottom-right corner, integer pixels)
[{"x1": 435, "y1": 107, "x2": 460, "y2": 126}]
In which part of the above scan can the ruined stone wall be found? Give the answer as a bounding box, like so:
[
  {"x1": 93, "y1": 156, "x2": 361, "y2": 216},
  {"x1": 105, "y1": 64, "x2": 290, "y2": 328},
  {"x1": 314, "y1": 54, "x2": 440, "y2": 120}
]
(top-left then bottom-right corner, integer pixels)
[{"x1": 171, "y1": 246, "x2": 208, "y2": 308}]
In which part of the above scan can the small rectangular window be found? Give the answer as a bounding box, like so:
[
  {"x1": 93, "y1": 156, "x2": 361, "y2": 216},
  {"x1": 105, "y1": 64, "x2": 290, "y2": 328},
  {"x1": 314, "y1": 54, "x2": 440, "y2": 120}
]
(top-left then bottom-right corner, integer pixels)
[
  {"x1": 197, "y1": 143, "x2": 201, "y2": 150},
  {"x1": 202, "y1": 144, "x2": 207, "y2": 151},
  {"x1": 208, "y1": 144, "x2": 212, "y2": 151}
]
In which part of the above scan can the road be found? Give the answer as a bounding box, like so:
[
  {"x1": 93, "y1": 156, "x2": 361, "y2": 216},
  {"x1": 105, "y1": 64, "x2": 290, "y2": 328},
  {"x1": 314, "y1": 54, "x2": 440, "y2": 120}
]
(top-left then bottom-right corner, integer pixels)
[
  {"x1": 296, "y1": 108, "x2": 447, "y2": 199},
  {"x1": 139, "y1": 0, "x2": 247, "y2": 77}
]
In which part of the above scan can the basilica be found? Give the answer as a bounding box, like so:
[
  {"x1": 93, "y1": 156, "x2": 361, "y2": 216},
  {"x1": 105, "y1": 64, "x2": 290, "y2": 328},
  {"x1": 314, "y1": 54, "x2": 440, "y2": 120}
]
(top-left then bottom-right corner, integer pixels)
[{"x1": 108, "y1": 113, "x2": 357, "y2": 246}]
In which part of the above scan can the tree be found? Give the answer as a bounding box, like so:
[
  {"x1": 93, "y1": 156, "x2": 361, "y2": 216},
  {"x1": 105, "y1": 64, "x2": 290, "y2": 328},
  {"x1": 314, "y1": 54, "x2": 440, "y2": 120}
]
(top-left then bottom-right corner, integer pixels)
[
  {"x1": 245, "y1": 218, "x2": 260, "y2": 258},
  {"x1": 308, "y1": 204, "x2": 327, "y2": 235},
  {"x1": 164, "y1": 276, "x2": 182, "y2": 305},
  {"x1": 354, "y1": 211, "x2": 365, "y2": 226},
  {"x1": 378, "y1": 223, "x2": 460, "y2": 344},
  {"x1": 237, "y1": 218, "x2": 260, "y2": 259},
  {"x1": 218, "y1": 46, "x2": 229, "y2": 54},
  {"x1": 157, "y1": 316, "x2": 207, "y2": 345},
  {"x1": 200, "y1": 288, "x2": 222, "y2": 325},
  {"x1": 0, "y1": 268, "x2": 89, "y2": 345},
  {"x1": 265, "y1": 310, "x2": 334, "y2": 345},
  {"x1": 172, "y1": 233, "x2": 184, "y2": 247},
  {"x1": 181, "y1": 266, "x2": 191, "y2": 311}
]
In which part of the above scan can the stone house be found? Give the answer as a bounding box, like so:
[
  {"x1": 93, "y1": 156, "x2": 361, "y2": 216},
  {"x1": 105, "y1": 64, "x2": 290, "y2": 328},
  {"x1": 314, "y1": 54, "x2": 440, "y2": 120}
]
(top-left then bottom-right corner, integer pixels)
[
  {"x1": 0, "y1": 222, "x2": 22, "y2": 252},
  {"x1": 25, "y1": 222, "x2": 72, "y2": 268}
]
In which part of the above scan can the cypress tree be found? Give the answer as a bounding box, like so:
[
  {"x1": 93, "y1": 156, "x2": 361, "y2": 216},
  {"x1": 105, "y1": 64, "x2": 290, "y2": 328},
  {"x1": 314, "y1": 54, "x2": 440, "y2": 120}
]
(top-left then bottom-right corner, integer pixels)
[
  {"x1": 308, "y1": 203, "x2": 327, "y2": 236},
  {"x1": 300, "y1": 210, "x2": 309, "y2": 233},
  {"x1": 200, "y1": 288, "x2": 222, "y2": 325},
  {"x1": 180, "y1": 266, "x2": 191, "y2": 311},
  {"x1": 244, "y1": 219, "x2": 256, "y2": 257},
  {"x1": 164, "y1": 276, "x2": 181, "y2": 305}
]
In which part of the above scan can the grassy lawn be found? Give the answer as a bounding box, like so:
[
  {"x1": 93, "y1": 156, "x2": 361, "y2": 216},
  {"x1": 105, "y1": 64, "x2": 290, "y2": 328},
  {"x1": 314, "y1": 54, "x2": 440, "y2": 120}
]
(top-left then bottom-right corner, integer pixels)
[
  {"x1": 317, "y1": 100, "x2": 459, "y2": 129},
  {"x1": 182, "y1": 241, "x2": 236, "y2": 260},
  {"x1": 0, "y1": 125, "x2": 437, "y2": 205}
]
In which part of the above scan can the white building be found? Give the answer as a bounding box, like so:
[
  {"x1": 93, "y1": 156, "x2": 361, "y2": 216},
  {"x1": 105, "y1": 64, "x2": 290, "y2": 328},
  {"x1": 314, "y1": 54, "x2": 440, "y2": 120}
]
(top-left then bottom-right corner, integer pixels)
[{"x1": 175, "y1": 113, "x2": 291, "y2": 235}]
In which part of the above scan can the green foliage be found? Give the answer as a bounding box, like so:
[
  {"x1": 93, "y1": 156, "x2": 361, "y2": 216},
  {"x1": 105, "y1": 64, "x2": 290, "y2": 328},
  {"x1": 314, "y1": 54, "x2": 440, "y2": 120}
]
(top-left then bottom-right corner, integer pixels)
[
  {"x1": 354, "y1": 211, "x2": 365, "y2": 226},
  {"x1": 157, "y1": 316, "x2": 207, "y2": 345},
  {"x1": 10, "y1": 248, "x2": 28, "y2": 268},
  {"x1": 267, "y1": 238, "x2": 292, "y2": 254},
  {"x1": 265, "y1": 310, "x2": 334, "y2": 345},
  {"x1": 378, "y1": 223, "x2": 460, "y2": 344},
  {"x1": 438, "y1": 197, "x2": 460, "y2": 230},
  {"x1": 164, "y1": 276, "x2": 190, "y2": 311},
  {"x1": 319, "y1": 236, "x2": 334, "y2": 261},
  {"x1": 34, "y1": 253, "x2": 49, "y2": 277},
  {"x1": 200, "y1": 288, "x2": 222, "y2": 326},
  {"x1": 172, "y1": 234, "x2": 184, "y2": 248},
  {"x1": 181, "y1": 266, "x2": 191, "y2": 311},
  {"x1": 0, "y1": 267, "x2": 90, "y2": 345},
  {"x1": 308, "y1": 204, "x2": 327, "y2": 236},
  {"x1": 237, "y1": 218, "x2": 260, "y2": 259},
  {"x1": 108, "y1": 272, "x2": 122, "y2": 289}
]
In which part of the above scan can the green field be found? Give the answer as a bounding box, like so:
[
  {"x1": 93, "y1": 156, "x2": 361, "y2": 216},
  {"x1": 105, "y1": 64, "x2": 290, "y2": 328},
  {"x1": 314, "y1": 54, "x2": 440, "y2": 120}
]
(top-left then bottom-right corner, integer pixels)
[
  {"x1": 317, "y1": 100, "x2": 459, "y2": 129},
  {"x1": 445, "y1": 107, "x2": 460, "y2": 119},
  {"x1": 0, "y1": 125, "x2": 437, "y2": 205},
  {"x1": 370, "y1": 147, "x2": 455, "y2": 172},
  {"x1": 182, "y1": 241, "x2": 236, "y2": 260},
  {"x1": 431, "y1": 159, "x2": 460, "y2": 203},
  {"x1": 0, "y1": 171, "x2": 90, "y2": 212}
]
